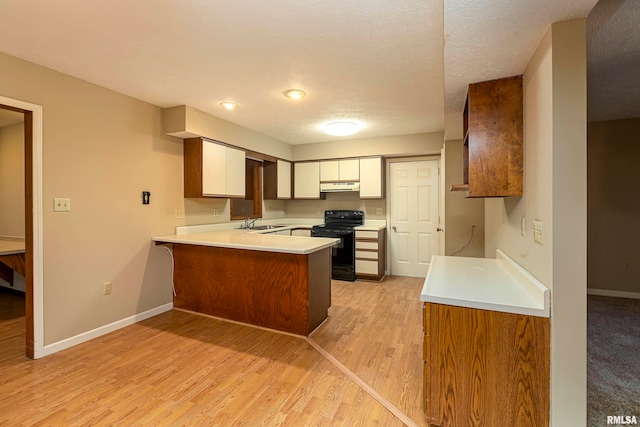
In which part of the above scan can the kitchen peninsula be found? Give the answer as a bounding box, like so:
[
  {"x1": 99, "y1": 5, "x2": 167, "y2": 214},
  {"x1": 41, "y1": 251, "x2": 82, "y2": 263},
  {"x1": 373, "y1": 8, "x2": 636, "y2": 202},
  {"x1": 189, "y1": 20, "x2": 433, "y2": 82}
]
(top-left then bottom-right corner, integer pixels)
[{"x1": 153, "y1": 226, "x2": 339, "y2": 336}]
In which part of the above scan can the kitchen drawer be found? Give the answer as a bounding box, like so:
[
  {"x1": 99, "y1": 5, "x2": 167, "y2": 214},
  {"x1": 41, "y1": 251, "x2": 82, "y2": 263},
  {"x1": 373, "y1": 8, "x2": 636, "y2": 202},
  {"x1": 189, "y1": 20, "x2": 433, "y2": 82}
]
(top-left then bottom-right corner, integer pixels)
[
  {"x1": 356, "y1": 250, "x2": 377, "y2": 260},
  {"x1": 291, "y1": 228, "x2": 311, "y2": 237},
  {"x1": 356, "y1": 230, "x2": 378, "y2": 239},
  {"x1": 356, "y1": 259, "x2": 378, "y2": 275},
  {"x1": 356, "y1": 241, "x2": 378, "y2": 250}
]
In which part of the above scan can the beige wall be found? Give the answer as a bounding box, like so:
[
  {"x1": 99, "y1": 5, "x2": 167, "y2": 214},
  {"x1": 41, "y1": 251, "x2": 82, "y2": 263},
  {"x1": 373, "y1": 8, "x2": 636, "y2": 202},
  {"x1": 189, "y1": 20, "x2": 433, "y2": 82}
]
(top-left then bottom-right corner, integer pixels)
[
  {"x1": 484, "y1": 20, "x2": 587, "y2": 426},
  {"x1": 284, "y1": 192, "x2": 385, "y2": 221},
  {"x1": 444, "y1": 139, "x2": 484, "y2": 257},
  {"x1": 163, "y1": 105, "x2": 293, "y2": 160},
  {"x1": 0, "y1": 51, "x2": 185, "y2": 345},
  {"x1": 0, "y1": 122, "x2": 25, "y2": 237},
  {"x1": 588, "y1": 117, "x2": 640, "y2": 294},
  {"x1": 292, "y1": 132, "x2": 444, "y2": 161}
]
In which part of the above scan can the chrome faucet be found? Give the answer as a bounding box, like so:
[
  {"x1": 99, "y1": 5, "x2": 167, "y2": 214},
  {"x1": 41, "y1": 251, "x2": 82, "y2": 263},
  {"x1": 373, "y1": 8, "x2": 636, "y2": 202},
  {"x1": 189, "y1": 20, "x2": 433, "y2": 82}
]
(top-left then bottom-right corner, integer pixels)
[{"x1": 242, "y1": 218, "x2": 258, "y2": 229}]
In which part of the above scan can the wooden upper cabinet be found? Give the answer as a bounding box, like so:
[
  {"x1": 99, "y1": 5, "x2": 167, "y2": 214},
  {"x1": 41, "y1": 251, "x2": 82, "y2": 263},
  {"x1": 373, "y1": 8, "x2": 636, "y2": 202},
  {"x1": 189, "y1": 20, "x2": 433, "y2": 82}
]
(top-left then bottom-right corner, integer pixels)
[
  {"x1": 263, "y1": 159, "x2": 292, "y2": 200},
  {"x1": 453, "y1": 75, "x2": 523, "y2": 197},
  {"x1": 184, "y1": 137, "x2": 246, "y2": 198}
]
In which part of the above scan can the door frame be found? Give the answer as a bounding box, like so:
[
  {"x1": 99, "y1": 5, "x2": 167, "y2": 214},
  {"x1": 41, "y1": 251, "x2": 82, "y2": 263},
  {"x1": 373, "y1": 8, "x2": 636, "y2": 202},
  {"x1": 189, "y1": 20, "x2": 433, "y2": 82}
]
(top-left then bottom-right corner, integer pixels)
[
  {"x1": 385, "y1": 156, "x2": 442, "y2": 276},
  {"x1": 1, "y1": 96, "x2": 43, "y2": 359}
]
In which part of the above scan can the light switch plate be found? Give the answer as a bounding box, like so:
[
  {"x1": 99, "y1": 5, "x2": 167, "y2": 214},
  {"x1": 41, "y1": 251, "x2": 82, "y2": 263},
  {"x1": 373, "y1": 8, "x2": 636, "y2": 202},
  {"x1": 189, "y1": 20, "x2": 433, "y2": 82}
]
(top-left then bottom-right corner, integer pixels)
[
  {"x1": 53, "y1": 197, "x2": 71, "y2": 212},
  {"x1": 533, "y1": 220, "x2": 544, "y2": 245}
]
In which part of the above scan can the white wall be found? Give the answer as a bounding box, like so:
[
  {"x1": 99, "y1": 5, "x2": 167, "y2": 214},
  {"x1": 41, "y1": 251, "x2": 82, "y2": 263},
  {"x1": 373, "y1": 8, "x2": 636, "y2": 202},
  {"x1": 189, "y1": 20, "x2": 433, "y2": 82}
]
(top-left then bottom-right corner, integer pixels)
[{"x1": 484, "y1": 20, "x2": 587, "y2": 426}]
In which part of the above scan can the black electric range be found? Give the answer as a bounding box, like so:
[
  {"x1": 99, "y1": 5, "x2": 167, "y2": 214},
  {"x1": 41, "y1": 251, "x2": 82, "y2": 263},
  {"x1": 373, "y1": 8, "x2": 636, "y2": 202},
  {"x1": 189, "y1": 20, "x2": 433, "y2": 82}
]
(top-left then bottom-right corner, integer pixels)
[{"x1": 311, "y1": 210, "x2": 364, "y2": 281}]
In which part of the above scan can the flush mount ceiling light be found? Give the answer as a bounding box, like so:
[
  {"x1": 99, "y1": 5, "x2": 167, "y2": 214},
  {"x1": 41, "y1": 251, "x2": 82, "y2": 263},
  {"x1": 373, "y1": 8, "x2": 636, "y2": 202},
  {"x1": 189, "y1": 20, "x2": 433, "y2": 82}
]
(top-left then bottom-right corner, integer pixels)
[
  {"x1": 285, "y1": 89, "x2": 306, "y2": 100},
  {"x1": 219, "y1": 102, "x2": 238, "y2": 110},
  {"x1": 323, "y1": 121, "x2": 360, "y2": 136}
]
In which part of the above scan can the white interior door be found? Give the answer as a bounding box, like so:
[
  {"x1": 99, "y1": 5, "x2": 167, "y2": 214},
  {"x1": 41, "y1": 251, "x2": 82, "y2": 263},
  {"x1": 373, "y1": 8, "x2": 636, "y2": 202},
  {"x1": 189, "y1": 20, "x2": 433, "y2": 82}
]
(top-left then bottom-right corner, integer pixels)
[{"x1": 389, "y1": 160, "x2": 440, "y2": 277}]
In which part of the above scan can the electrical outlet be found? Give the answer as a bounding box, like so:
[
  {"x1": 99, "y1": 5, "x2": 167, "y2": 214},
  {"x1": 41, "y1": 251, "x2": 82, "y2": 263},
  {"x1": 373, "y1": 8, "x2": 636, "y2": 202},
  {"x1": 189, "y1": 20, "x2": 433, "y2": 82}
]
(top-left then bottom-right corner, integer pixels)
[
  {"x1": 533, "y1": 220, "x2": 544, "y2": 245},
  {"x1": 175, "y1": 209, "x2": 184, "y2": 219},
  {"x1": 103, "y1": 282, "x2": 112, "y2": 296},
  {"x1": 213, "y1": 208, "x2": 219, "y2": 216},
  {"x1": 376, "y1": 208, "x2": 383, "y2": 215},
  {"x1": 624, "y1": 261, "x2": 631, "y2": 270},
  {"x1": 53, "y1": 197, "x2": 71, "y2": 212}
]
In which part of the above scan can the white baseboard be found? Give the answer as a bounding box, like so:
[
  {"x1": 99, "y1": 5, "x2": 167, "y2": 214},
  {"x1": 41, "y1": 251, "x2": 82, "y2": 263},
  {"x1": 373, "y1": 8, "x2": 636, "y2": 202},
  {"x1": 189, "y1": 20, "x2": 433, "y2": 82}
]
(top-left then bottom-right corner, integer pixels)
[
  {"x1": 43, "y1": 303, "x2": 173, "y2": 356},
  {"x1": 587, "y1": 288, "x2": 640, "y2": 300}
]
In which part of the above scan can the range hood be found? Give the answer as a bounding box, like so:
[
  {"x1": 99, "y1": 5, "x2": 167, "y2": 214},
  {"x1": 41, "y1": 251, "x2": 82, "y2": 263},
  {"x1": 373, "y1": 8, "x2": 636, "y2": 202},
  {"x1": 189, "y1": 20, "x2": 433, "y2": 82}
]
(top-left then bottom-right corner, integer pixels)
[{"x1": 320, "y1": 182, "x2": 360, "y2": 193}]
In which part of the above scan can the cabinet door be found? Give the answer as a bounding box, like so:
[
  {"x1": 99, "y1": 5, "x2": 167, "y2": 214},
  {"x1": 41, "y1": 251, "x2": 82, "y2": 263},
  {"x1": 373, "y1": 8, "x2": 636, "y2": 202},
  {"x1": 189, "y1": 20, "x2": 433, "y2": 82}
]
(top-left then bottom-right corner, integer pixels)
[
  {"x1": 277, "y1": 159, "x2": 292, "y2": 199},
  {"x1": 320, "y1": 160, "x2": 339, "y2": 181},
  {"x1": 202, "y1": 140, "x2": 227, "y2": 196},
  {"x1": 225, "y1": 146, "x2": 246, "y2": 197},
  {"x1": 359, "y1": 157, "x2": 383, "y2": 199},
  {"x1": 294, "y1": 162, "x2": 320, "y2": 199},
  {"x1": 339, "y1": 159, "x2": 360, "y2": 181}
]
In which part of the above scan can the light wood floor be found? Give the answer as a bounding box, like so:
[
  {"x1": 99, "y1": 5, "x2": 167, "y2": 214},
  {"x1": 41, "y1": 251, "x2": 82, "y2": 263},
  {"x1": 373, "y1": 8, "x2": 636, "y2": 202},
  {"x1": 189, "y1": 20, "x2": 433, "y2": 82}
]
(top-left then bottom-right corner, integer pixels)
[{"x1": 0, "y1": 276, "x2": 427, "y2": 426}]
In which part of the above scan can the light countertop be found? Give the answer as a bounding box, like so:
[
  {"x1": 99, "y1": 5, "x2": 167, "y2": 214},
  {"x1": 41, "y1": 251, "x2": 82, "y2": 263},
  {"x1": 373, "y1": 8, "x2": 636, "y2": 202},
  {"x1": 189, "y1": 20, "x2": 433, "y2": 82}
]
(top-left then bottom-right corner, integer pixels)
[
  {"x1": 420, "y1": 249, "x2": 550, "y2": 318},
  {"x1": 0, "y1": 239, "x2": 25, "y2": 256},
  {"x1": 153, "y1": 229, "x2": 339, "y2": 255},
  {"x1": 355, "y1": 220, "x2": 387, "y2": 231}
]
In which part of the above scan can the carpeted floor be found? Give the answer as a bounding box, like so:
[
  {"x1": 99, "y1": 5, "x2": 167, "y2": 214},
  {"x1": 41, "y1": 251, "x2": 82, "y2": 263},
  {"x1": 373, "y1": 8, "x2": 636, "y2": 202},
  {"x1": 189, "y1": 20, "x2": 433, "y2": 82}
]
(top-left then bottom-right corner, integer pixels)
[{"x1": 588, "y1": 295, "x2": 640, "y2": 426}]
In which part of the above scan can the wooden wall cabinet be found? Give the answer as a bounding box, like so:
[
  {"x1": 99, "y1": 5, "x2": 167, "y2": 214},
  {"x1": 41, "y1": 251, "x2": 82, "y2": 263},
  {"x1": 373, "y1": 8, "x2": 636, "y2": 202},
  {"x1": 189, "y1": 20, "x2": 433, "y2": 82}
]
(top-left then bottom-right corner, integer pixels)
[
  {"x1": 294, "y1": 161, "x2": 320, "y2": 199},
  {"x1": 320, "y1": 159, "x2": 360, "y2": 182},
  {"x1": 263, "y1": 159, "x2": 292, "y2": 199},
  {"x1": 184, "y1": 137, "x2": 246, "y2": 198},
  {"x1": 452, "y1": 75, "x2": 523, "y2": 198},
  {"x1": 359, "y1": 156, "x2": 384, "y2": 199},
  {"x1": 423, "y1": 302, "x2": 550, "y2": 427},
  {"x1": 355, "y1": 229, "x2": 386, "y2": 281}
]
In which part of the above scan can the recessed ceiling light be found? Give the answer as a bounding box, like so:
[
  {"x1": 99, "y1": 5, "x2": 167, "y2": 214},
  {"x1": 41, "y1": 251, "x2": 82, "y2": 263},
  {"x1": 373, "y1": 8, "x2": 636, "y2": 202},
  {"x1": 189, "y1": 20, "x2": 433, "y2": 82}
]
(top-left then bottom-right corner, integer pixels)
[
  {"x1": 219, "y1": 102, "x2": 238, "y2": 110},
  {"x1": 323, "y1": 121, "x2": 360, "y2": 136},
  {"x1": 285, "y1": 89, "x2": 306, "y2": 100}
]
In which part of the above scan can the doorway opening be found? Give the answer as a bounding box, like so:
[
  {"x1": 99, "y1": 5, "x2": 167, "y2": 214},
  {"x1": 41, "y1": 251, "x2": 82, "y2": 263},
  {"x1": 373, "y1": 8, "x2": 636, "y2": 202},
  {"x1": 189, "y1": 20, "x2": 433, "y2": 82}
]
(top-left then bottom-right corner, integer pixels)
[{"x1": 0, "y1": 96, "x2": 43, "y2": 359}]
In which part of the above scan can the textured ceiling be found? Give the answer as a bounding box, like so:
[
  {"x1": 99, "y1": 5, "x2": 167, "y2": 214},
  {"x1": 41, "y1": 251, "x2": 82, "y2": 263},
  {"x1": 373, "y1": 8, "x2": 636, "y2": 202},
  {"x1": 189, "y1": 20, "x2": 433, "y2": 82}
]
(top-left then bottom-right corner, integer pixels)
[
  {"x1": 0, "y1": 1, "x2": 627, "y2": 145},
  {"x1": 443, "y1": 0, "x2": 599, "y2": 140},
  {"x1": 0, "y1": 0, "x2": 443, "y2": 145},
  {"x1": 587, "y1": 0, "x2": 640, "y2": 122}
]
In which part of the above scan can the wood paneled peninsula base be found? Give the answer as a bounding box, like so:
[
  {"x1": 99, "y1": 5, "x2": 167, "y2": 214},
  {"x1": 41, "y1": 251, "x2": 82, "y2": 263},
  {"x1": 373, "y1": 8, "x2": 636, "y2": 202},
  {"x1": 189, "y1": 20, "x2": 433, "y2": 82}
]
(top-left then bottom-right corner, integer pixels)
[{"x1": 170, "y1": 243, "x2": 332, "y2": 336}]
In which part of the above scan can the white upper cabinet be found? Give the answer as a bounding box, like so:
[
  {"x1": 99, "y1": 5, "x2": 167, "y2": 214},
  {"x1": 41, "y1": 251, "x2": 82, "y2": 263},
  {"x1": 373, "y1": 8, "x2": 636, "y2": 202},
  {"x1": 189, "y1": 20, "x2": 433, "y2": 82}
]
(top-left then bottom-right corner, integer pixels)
[
  {"x1": 201, "y1": 141, "x2": 227, "y2": 196},
  {"x1": 294, "y1": 161, "x2": 320, "y2": 199},
  {"x1": 320, "y1": 160, "x2": 339, "y2": 181},
  {"x1": 277, "y1": 160, "x2": 292, "y2": 199},
  {"x1": 224, "y1": 146, "x2": 246, "y2": 197},
  {"x1": 320, "y1": 159, "x2": 360, "y2": 181},
  {"x1": 184, "y1": 138, "x2": 246, "y2": 198},
  {"x1": 263, "y1": 159, "x2": 292, "y2": 200},
  {"x1": 359, "y1": 157, "x2": 383, "y2": 199}
]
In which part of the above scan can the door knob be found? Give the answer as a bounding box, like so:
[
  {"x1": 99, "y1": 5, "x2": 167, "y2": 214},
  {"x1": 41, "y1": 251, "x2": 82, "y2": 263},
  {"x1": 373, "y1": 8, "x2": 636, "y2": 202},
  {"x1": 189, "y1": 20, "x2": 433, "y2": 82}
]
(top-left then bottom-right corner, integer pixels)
[
  {"x1": 437, "y1": 227, "x2": 443, "y2": 232},
  {"x1": 392, "y1": 226, "x2": 397, "y2": 232}
]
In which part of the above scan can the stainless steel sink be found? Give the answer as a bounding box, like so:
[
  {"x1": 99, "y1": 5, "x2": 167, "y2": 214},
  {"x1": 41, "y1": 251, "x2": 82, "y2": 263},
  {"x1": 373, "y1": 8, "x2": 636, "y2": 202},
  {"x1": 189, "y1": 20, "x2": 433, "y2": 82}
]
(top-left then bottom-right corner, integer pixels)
[{"x1": 249, "y1": 225, "x2": 287, "y2": 230}]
